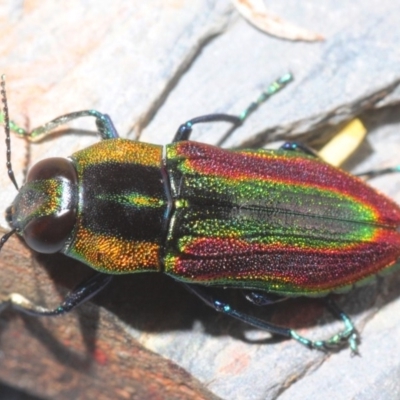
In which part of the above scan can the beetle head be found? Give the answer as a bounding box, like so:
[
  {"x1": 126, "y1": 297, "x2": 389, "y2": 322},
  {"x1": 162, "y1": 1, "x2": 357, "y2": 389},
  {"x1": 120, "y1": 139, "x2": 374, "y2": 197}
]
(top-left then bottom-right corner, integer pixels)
[{"x1": 6, "y1": 158, "x2": 78, "y2": 253}]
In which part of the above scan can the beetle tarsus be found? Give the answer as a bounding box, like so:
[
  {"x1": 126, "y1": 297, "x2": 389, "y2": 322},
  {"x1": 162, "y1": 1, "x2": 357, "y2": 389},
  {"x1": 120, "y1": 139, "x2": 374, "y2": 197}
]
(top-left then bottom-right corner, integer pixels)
[
  {"x1": 290, "y1": 297, "x2": 359, "y2": 353},
  {"x1": 0, "y1": 273, "x2": 113, "y2": 317},
  {"x1": 290, "y1": 327, "x2": 359, "y2": 353},
  {"x1": 237, "y1": 72, "x2": 293, "y2": 123}
]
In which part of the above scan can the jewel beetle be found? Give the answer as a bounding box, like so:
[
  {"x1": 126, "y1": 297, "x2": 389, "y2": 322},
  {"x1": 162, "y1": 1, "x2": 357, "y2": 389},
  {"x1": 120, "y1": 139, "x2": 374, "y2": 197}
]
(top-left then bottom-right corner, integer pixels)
[{"x1": 1, "y1": 73, "x2": 400, "y2": 354}]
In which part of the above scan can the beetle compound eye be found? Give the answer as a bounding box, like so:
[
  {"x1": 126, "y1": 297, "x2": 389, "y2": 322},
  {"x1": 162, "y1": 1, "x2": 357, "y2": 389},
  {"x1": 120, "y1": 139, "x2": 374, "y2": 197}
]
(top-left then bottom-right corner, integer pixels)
[
  {"x1": 27, "y1": 157, "x2": 77, "y2": 183},
  {"x1": 24, "y1": 210, "x2": 76, "y2": 253}
]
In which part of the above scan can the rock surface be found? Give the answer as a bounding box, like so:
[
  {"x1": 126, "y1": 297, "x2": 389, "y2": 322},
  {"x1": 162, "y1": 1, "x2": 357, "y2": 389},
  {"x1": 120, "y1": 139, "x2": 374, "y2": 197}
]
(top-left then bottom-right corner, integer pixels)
[{"x1": 0, "y1": 1, "x2": 400, "y2": 399}]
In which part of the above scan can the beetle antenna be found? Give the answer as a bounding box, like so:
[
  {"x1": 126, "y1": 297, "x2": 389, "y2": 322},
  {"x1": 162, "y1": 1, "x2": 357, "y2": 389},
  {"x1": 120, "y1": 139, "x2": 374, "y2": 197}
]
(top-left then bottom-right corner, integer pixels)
[{"x1": 1, "y1": 75, "x2": 19, "y2": 191}]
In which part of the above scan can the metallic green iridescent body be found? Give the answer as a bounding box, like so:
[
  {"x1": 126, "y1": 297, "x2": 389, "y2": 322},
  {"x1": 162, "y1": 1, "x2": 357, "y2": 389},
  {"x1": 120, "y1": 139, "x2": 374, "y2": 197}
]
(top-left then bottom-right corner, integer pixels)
[
  {"x1": 2, "y1": 73, "x2": 400, "y2": 353},
  {"x1": 9, "y1": 138, "x2": 400, "y2": 298}
]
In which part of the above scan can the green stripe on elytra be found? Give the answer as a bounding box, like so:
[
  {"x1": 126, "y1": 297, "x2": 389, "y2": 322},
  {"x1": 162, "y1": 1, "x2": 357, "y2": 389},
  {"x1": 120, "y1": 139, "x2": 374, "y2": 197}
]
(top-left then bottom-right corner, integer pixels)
[
  {"x1": 180, "y1": 174, "x2": 377, "y2": 224},
  {"x1": 175, "y1": 219, "x2": 377, "y2": 252},
  {"x1": 173, "y1": 175, "x2": 379, "y2": 251},
  {"x1": 96, "y1": 192, "x2": 165, "y2": 208}
]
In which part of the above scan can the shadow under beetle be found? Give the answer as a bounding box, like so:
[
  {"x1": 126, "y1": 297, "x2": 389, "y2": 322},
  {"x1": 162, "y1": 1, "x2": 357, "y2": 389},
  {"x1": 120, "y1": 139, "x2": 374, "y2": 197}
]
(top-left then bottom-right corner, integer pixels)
[{"x1": 1, "y1": 73, "x2": 400, "y2": 354}]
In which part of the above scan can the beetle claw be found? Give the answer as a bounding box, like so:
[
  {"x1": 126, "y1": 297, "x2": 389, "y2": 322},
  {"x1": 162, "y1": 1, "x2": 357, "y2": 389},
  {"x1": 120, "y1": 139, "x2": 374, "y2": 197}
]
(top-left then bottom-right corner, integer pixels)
[{"x1": 290, "y1": 326, "x2": 359, "y2": 354}]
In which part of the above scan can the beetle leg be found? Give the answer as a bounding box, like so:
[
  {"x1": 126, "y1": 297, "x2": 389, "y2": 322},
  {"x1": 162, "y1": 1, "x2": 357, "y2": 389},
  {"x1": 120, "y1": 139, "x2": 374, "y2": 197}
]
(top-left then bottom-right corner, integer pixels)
[
  {"x1": 13, "y1": 110, "x2": 119, "y2": 142},
  {"x1": 280, "y1": 141, "x2": 319, "y2": 157},
  {"x1": 185, "y1": 284, "x2": 358, "y2": 353},
  {"x1": 356, "y1": 165, "x2": 400, "y2": 179},
  {"x1": 173, "y1": 114, "x2": 242, "y2": 142},
  {"x1": 244, "y1": 290, "x2": 287, "y2": 306},
  {"x1": 174, "y1": 73, "x2": 293, "y2": 143},
  {"x1": 0, "y1": 79, "x2": 118, "y2": 141},
  {"x1": 290, "y1": 297, "x2": 359, "y2": 354},
  {"x1": 281, "y1": 141, "x2": 400, "y2": 180},
  {"x1": 281, "y1": 143, "x2": 400, "y2": 179},
  {"x1": 183, "y1": 283, "x2": 292, "y2": 338},
  {"x1": 0, "y1": 273, "x2": 112, "y2": 317}
]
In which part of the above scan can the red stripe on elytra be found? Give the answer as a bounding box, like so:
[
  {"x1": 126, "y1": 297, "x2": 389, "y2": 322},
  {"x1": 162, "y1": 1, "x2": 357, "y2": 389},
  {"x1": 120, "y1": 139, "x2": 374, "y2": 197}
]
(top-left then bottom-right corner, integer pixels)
[
  {"x1": 169, "y1": 232, "x2": 400, "y2": 291},
  {"x1": 181, "y1": 230, "x2": 400, "y2": 256}
]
